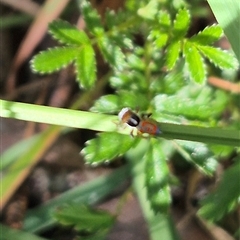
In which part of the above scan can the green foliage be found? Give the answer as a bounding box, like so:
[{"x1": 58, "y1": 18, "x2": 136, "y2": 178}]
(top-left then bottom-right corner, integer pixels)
[
  {"x1": 145, "y1": 139, "x2": 171, "y2": 213},
  {"x1": 198, "y1": 157, "x2": 240, "y2": 221},
  {"x1": 81, "y1": 132, "x2": 139, "y2": 165},
  {"x1": 174, "y1": 140, "x2": 218, "y2": 175},
  {"x1": 54, "y1": 204, "x2": 115, "y2": 239},
  {"x1": 3, "y1": 0, "x2": 239, "y2": 238},
  {"x1": 153, "y1": 85, "x2": 228, "y2": 121},
  {"x1": 31, "y1": 19, "x2": 96, "y2": 89}
]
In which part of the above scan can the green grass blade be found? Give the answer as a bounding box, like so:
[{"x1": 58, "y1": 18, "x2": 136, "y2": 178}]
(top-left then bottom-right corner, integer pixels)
[
  {"x1": 0, "y1": 134, "x2": 41, "y2": 170},
  {"x1": 1, "y1": 100, "x2": 239, "y2": 146},
  {"x1": 207, "y1": 0, "x2": 240, "y2": 63},
  {"x1": 0, "y1": 126, "x2": 60, "y2": 210},
  {"x1": 23, "y1": 165, "x2": 130, "y2": 233}
]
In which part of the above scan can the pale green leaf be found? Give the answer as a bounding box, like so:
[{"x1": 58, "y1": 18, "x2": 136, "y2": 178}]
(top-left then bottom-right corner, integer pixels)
[
  {"x1": 98, "y1": 36, "x2": 126, "y2": 71},
  {"x1": 158, "y1": 10, "x2": 171, "y2": 27},
  {"x1": 145, "y1": 139, "x2": 171, "y2": 213},
  {"x1": 31, "y1": 47, "x2": 77, "y2": 73},
  {"x1": 199, "y1": 158, "x2": 240, "y2": 221},
  {"x1": 197, "y1": 45, "x2": 239, "y2": 69},
  {"x1": 175, "y1": 140, "x2": 218, "y2": 175},
  {"x1": 153, "y1": 85, "x2": 228, "y2": 120},
  {"x1": 91, "y1": 91, "x2": 149, "y2": 113},
  {"x1": 190, "y1": 24, "x2": 223, "y2": 45},
  {"x1": 54, "y1": 204, "x2": 114, "y2": 232},
  {"x1": 81, "y1": 132, "x2": 138, "y2": 165},
  {"x1": 49, "y1": 20, "x2": 90, "y2": 45},
  {"x1": 165, "y1": 41, "x2": 181, "y2": 70},
  {"x1": 75, "y1": 44, "x2": 96, "y2": 89},
  {"x1": 183, "y1": 41, "x2": 206, "y2": 83},
  {"x1": 173, "y1": 8, "x2": 190, "y2": 40},
  {"x1": 137, "y1": 0, "x2": 159, "y2": 20}
]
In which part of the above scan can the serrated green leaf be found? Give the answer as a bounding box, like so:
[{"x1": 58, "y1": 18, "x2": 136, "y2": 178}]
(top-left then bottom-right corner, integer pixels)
[
  {"x1": 145, "y1": 139, "x2": 171, "y2": 213},
  {"x1": 75, "y1": 44, "x2": 96, "y2": 89},
  {"x1": 197, "y1": 45, "x2": 239, "y2": 69},
  {"x1": 31, "y1": 46, "x2": 77, "y2": 73},
  {"x1": 158, "y1": 10, "x2": 171, "y2": 28},
  {"x1": 153, "y1": 85, "x2": 228, "y2": 120},
  {"x1": 137, "y1": 0, "x2": 159, "y2": 20},
  {"x1": 81, "y1": 132, "x2": 139, "y2": 165},
  {"x1": 190, "y1": 24, "x2": 223, "y2": 45},
  {"x1": 91, "y1": 91, "x2": 149, "y2": 113},
  {"x1": 110, "y1": 70, "x2": 148, "y2": 91},
  {"x1": 173, "y1": 8, "x2": 190, "y2": 40},
  {"x1": 149, "y1": 11, "x2": 171, "y2": 48},
  {"x1": 150, "y1": 29, "x2": 168, "y2": 48},
  {"x1": 54, "y1": 204, "x2": 115, "y2": 233},
  {"x1": 198, "y1": 158, "x2": 240, "y2": 221},
  {"x1": 175, "y1": 140, "x2": 218, "y2": 175},
  {"x1": 183, "y1": 41, "x2": 206, "y2": 83},
  {"x1": 81, "y1": 0, "x2": 104, "y2": 36},
  {"x1": 165, "y1": 41, "x2": 181, "y2": 70},
  {"x1": 49, "y1": 20, "x2": 90, "y2": 45},
  {"x1": 207, "y1": 0, "x2": 240, "y2": 64},
  {"x1": 91, "y1": 95, "x2": 119, "y2": 113},
  {"x1": 98, "y1": 36, "x2": 126, "y2": 70}
]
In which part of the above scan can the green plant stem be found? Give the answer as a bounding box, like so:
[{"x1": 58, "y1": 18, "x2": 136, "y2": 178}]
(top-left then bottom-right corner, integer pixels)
[{"x1": 1, "y1": 99, "x2": 239, "y2": 146}]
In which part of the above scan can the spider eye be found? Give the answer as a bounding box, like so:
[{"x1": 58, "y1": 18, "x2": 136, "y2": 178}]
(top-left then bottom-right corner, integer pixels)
[{"x1": 127, "y1": 114, "x2": 140, "y2": 127}]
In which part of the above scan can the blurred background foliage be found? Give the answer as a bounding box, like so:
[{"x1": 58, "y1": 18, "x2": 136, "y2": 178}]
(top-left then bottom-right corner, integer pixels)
[{"x1": 1, "y1": 0, "x2": 239, "y2": 240}]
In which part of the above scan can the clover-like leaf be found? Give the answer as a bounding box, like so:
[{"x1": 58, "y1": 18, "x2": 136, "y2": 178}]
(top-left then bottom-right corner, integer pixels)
[
  {"x1": 199, "y1": 158, "x2": 240, "y2": 221},
  {"x1": 31, "y1": 46, "x2": 77, "y2": 73},
  {"x1": 190, "y1": 24, "x2": 223, "y2": 45},
  {"x1": 174, "y1": 140, "x2": 218, "y2": 175},
  {"x1": 75, "y1": 44, "x2": 96, "y2": 89},
  {"x1": 197, "y1": 45, "x2": 239, "y2": 70},
  {"x1": 81, "y1": 132, "x2": 139, "y2": 165},
  {"x1": 145, "y1": 139, "x2": 171, "y2": 213},
  {"x1": 173, "y1": 8, "x2": 190, "y2": 40},
  {"x1": 183, "y1": 41, "x2": 206, "y2": 83},
  {"x1": 49, "y1": 20, "x2": 90, "y2": 45}
]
